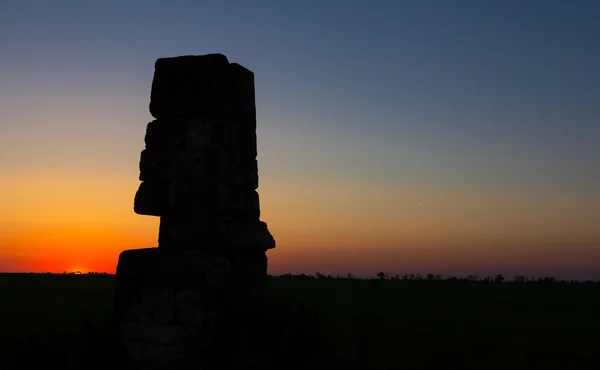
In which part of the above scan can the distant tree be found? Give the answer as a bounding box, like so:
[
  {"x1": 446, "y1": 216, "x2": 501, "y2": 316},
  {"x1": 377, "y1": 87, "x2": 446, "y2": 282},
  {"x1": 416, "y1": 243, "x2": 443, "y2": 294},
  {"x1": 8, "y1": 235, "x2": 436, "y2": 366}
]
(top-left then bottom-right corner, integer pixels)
[
  {"x1": 542, "y1": 277, "x2": 556, "y2": 284},
  {"x1": 530, "y1": 276, "x2": 537, "y2": 283},
  {"x1": 434, "y1": 274, "x2": 443, "y2": 281},
  {"x1": 376, "y1": 272, "x2": 388, "y2": 280},
  {"x1": 347, "y1": 273, "x2": 355, "y2": 280},
  {"x1": 426, "y1": 274, "x2": 435, "y2": 281},
  {"x1": 466, "y1": 275, "x2": 478, "y2": 282},
  {"x1": 63, "y1": 271, "x2": 67, "y2": 274},
  {"x1": 514, "y1": 275, "x2": 527, "y2": 283},
  {"x1": 483, "y1": 276, "x2": 491, "y2": 283},
  {"x1": 494, "y1": 274, "x2": 505, "y2": 283},
  {"x1": 392, "y1": 274, "x2": 400, "y2": 280},
  {"x1": 415, "y1": 273, "x2": 423, "y2": 281},
  {"x1": 314, "y1": 271, "x2": 326, "y2": 280}
]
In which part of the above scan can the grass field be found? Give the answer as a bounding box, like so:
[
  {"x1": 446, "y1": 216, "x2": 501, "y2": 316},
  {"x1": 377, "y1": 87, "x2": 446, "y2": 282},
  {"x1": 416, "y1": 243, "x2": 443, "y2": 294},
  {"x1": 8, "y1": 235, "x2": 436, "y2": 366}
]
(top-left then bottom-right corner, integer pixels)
[{"x1": 1, "y1": 273, "x2": 599, "y2": 370}]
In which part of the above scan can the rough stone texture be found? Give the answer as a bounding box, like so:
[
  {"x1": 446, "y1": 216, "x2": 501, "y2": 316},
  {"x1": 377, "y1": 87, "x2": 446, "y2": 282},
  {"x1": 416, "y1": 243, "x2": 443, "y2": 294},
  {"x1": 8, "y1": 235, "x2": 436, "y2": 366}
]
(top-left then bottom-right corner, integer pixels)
[
  {"x1": 115, "y1": 54, "x2": 275, "y2": 364},
  {"x1": 114, "y1": 248, "x2": 231, "y2": 361},
  {"x1": 158, "y1": 216, "x2": 274, "y2": 252},
  {"x1": 135, "y1": 116, "x2": 261, "y2": 216},
  {"x1": 149, "y1": 54, "x2": 232, "y2": 120}
]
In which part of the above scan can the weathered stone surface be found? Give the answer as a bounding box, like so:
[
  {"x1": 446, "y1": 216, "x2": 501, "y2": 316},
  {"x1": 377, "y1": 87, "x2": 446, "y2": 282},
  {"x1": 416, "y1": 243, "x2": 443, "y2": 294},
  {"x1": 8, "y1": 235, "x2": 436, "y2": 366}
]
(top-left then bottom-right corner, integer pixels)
[
  {"x1": 134, "y1": 181, "x2": 261, "y2": 218},
  {"x1": 158, "y1": 216, "x2": 275, "y2": 252},
  {"x1": 123, "y1": 336, "x2": 189, "y2": 361},
  {"x1": 149, "y1": 54, "x2": 232, "y2": 119},
  {"x1": 133, "y1": 182, "x2": 168, "y2": 216},
  {"x1": 228, "y1": 63, "x2": 256, "y2": 122},
  {"x1": 140, "y1": 147, "x2": 257, "y2": 188},
  {"x1": 119, "y1": 54, "x2": 275, "y2": 363},
  {"x1": 229, "y1": 63, "x2": 258, "y2": 157},
  {"x1": 224, "y1": 250, "x2": 268, "y2": 292},
  {"x1": 217, "y1": 184, "x2": 260, "y2": 219},
  {"x1": 143, "y1": 119, "x2": 187, "y2": 150},
  {"x1": 115, "y1": 248, "x2": 232, "y2": 290},
  {"x1": 166, "y1": 181, "x2": 220, "y2": 214},
  {"x1": 226, "y1": 152, "x2": 259, "y2": 188},
  {"x1": 115, "y1": 248, "x2": 231, "y2": 361}
]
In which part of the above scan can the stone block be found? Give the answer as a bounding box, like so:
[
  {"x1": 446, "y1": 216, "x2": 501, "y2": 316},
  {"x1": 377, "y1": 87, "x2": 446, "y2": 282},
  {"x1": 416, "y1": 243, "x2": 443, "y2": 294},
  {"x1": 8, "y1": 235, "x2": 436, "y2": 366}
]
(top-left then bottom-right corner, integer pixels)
[
  {"x1": 115, "y1": 248, "x2": 232, "y2": 291},
  {"x1": 121, "y1": 322, "x2": 198, "y2": 345},
  {"x1": 228, "y1": 63, "x2": 256, "y2": 123},
  {"x1": 158, "y1": 216, "x2": 275, "y2": 252},
  {"x1": 217, "y1": 183, "x2": 260, "y2": 220},
  {"x1": 138, "y1": 148, "x2": 182, "y2": 182},
  {"x1": 133, "y1": 181, "x2": 168, "y2": 216},
  {"x1": 123, "y1": 340, "x2": 187, "y2": 362},
  {"x1": 145, "y1": 118, "x2": 224, "y2": 152},
  {"x1": 136, "y1": 180, "x2": 260, "y2": 217},
  {"x1": 167, "y1": 181, "x2": 220, "y2": 214},
  {"x1": 114, "y1": 248, "x2": 231, "y2": 362},
  {"x1": 144, "y1": 119, "x2": 187, "y2": 151},
  {"x1": 225, "y1": 152, "x2": 258, "y2": 188},
  {"x1": 149, "y1": 54, "x2": 232, "y2": 119},
  {"x1": 229, "y1": 63, "x2": 258, "y2": 157},
  {"x1": 139, "y1": 147, "x2": 223, "y2": 184}
]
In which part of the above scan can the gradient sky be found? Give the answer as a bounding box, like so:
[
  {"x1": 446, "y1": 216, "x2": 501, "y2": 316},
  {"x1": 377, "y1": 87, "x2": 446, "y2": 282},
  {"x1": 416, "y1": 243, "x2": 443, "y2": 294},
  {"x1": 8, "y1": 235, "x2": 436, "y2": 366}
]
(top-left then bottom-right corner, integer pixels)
[{"x1": 1, "y1": 0, "x2": 599, "y2": 279}]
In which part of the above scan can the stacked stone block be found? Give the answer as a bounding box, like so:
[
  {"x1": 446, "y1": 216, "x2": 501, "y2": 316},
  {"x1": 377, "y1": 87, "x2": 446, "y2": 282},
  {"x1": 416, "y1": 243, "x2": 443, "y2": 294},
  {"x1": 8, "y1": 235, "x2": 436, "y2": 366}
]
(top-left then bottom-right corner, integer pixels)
[{"x1": 114, "y1": 54, "x2": 275, "y2": 362}]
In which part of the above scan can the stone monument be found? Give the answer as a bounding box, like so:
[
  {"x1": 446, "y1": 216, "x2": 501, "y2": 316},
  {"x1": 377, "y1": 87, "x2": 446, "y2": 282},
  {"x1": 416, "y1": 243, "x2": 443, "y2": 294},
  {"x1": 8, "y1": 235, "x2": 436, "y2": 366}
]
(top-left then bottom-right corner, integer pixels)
[{"x1": 114, "y1": 54, "x2": 276, "y2": 362}]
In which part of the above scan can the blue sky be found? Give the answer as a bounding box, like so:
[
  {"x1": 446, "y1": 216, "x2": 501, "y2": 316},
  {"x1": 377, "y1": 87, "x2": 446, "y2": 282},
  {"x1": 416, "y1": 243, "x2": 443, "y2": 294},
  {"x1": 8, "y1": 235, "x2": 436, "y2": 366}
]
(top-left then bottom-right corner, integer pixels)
[{"x1": 2, "y1": 0, "x2": 599, "y2": 185}]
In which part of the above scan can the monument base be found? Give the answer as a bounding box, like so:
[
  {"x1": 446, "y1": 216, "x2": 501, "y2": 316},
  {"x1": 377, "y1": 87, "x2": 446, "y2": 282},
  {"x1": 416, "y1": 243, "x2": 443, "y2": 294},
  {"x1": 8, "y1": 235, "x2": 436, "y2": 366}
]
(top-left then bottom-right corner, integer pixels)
[{"x1": 114, "y1": 248, "x2": 267, "y2": 362}]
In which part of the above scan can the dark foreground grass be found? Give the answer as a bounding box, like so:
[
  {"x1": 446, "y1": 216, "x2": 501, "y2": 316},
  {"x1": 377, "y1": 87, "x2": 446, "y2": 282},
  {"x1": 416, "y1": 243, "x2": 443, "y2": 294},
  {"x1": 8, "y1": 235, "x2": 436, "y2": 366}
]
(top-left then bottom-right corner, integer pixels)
[{"x1": 0, "y1": 273, "x2": 599, "y2": 370}]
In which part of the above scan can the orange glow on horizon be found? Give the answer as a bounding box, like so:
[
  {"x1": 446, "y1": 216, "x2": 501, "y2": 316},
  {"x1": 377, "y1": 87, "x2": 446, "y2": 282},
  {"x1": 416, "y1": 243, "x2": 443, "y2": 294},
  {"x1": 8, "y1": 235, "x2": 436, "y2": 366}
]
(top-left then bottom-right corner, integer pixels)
[{"x1": 0, "y1": 172, "x2": 599, "y2": 278}]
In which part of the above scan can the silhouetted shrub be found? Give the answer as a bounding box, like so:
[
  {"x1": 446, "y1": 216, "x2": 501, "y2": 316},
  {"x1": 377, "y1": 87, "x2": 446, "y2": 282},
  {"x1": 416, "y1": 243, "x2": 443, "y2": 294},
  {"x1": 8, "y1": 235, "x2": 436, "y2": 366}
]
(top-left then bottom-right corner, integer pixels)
[
  {"x1": 376, "y1": 272, "x2": 388, "y2": 280},
  {"x1": 314, "y1": 271, "x2": 326, "y2": 280},
  {"x1": 514, "y1": 275, "x2": 527, "y2": 283}
]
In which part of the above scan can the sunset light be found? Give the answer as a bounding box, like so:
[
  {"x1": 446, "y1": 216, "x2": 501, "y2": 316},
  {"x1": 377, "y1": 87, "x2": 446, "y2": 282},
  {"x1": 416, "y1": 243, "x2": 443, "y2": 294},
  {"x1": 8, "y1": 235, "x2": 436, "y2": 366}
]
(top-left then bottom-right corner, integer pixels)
[
  {"x1": 0, "y1": 1, "x2": 599, "y2": 281},
  {"x1": 2, "y1": 2, "x2": 600, "y2": 368}
]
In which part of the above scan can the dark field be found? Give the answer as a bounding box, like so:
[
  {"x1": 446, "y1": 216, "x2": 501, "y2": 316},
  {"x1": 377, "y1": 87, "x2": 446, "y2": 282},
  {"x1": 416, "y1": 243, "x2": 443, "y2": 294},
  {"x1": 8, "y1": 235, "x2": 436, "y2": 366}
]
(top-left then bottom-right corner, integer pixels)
[{"x1": 1, "y1": 273, "x2": 599, "y2": 370}]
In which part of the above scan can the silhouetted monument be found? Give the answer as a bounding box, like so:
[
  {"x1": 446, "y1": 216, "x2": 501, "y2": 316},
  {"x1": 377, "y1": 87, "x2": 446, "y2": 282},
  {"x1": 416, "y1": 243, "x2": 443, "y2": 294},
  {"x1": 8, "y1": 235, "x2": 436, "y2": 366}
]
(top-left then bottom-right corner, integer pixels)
[{"x1": 114, "y1": 54, "x2": 275, "y2": 362}]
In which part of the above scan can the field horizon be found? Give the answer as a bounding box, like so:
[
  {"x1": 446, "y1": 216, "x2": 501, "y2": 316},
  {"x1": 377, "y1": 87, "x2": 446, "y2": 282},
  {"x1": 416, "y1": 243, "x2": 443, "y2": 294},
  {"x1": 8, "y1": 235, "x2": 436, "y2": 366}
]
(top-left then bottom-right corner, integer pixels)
[{"x1": 2, "y1": 272, "x2": 599, "y2": 369}]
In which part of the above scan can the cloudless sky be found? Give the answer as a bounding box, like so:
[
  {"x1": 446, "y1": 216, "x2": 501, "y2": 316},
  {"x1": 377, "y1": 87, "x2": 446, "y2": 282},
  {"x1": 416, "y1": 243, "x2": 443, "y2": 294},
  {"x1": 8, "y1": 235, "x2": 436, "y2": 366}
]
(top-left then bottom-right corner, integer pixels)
[{"x1": 1, "y1": 0, "x2": 599, "y2": 279}]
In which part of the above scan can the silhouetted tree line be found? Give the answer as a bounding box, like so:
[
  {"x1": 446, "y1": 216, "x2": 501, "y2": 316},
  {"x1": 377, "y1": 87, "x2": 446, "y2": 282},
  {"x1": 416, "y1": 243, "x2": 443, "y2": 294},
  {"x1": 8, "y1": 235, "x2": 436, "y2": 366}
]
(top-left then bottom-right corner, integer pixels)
[{"x1": 272, "y1": 272, "x2": 600, "y2": 285}]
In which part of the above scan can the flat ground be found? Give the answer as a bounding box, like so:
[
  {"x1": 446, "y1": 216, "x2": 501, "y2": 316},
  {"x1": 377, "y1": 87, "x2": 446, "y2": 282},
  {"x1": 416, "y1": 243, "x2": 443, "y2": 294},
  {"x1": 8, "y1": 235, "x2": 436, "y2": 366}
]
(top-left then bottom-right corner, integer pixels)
[{"x1": 0, "y1": 273, "x2": 598, "y2": 370}]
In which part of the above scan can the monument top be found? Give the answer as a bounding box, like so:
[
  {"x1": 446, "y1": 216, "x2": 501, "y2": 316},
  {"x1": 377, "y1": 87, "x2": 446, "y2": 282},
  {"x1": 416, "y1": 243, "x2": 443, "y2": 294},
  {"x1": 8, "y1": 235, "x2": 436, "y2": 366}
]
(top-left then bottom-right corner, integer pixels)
[{"x1": 149, "y1": 53, "x2": 254, "y2": 120}]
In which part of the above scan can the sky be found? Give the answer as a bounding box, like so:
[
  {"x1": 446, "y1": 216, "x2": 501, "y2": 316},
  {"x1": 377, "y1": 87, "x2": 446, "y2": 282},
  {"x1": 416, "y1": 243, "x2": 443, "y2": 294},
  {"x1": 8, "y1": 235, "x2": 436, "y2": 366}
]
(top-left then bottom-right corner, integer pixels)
[{"x1": 0, "y1": 0, "x2": 599, "y2": 280}]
